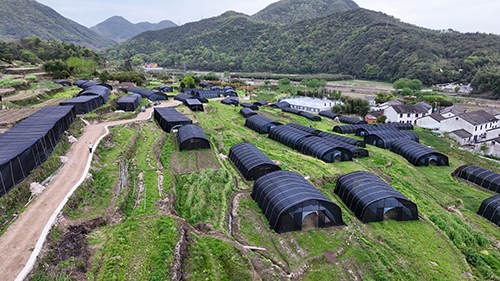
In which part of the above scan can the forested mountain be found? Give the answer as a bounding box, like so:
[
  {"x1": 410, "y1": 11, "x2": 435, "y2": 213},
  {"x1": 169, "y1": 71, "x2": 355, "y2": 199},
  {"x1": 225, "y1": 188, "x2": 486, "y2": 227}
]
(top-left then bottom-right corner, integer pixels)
[
  {"x1": 90, "y1": 16, "x2": 177, "y2": 43},
  {"x1": 103, "y1": 8, "x2": 500, "y2": 90},
  {"x1": 0, "y1": 0, "x2": 115, "y2": 50},
  {"x1": 252, "y1": 0, "x2": 358, "y2": 24}
]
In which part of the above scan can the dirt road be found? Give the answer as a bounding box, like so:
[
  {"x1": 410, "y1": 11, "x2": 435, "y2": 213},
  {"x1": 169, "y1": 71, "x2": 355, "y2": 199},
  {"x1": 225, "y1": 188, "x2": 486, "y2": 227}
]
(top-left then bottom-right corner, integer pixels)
[{"x1": 0, "y1": 101, "x2": 181, "y2": 281}]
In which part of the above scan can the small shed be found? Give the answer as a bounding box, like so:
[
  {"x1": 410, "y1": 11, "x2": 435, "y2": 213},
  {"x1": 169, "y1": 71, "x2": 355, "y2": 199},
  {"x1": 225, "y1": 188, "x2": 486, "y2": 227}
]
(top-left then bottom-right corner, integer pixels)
[
  {"x1": 335, "y1": 171, "x2": 418, "y2": 223},
  {"x1": 154, "y1": 107, "x2": 193, "y2": 133},
  {"x1": 185, "y1": 99, "x2": 204, "y2": 112},
  {"x1": 116, "y1": 94, "x2": 142, "y2": 111},
  {"x1": 177, "y1": 124, "x2": 211, "y2": 151},
  {"x1": 229, "y1": 142, "x2": 281, "y2": 181},
  {"x1": 245, "y1": 115, "x2": 282, "y2": 134}
]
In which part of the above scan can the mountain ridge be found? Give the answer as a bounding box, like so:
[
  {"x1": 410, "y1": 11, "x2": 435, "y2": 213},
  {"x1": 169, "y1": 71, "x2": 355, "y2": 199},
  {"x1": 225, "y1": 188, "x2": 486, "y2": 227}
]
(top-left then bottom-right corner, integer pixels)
[
  {"x1": 90, "y1": 16, "x2": 177, "y2": 43},
  {"x1": 0, "y1": 0, "x2": 115, "y2": 50}
]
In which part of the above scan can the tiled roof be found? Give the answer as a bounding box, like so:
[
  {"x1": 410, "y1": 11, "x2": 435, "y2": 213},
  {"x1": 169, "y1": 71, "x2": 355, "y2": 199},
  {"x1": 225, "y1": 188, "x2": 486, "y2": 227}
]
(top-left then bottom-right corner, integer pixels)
[
  {"x1": 459, "y1": 110, "x2": 497, "y2": 126},
  {"x1": 390, "y1": 104, "x2": 430, "y2": 114},
  {"x1": 428, "y1": 113, "x2": 445, "y2": 122},
  {"x1": 483, "y1": 108, "x2": 500, "y2": 116},
  {"x1": 441, "y1": 105, "x2": 466, "y2": 115},
  {"x1": 450, "y1": 129, "x2": 472, "y2": 139}
]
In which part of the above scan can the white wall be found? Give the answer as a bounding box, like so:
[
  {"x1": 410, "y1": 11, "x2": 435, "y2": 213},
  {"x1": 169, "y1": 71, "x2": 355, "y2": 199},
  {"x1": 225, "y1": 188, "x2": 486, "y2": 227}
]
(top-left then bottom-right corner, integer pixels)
[
  {"x1": 384, "y1": 107, "x2": 430, "y2": 124},
  {"x1": 416, "y1": 116, "x2": 440, "y2": 129}
]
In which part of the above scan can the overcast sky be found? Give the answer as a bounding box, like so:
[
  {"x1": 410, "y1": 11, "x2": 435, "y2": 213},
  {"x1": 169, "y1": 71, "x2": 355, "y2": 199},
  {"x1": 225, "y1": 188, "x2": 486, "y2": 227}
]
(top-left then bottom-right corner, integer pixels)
[{"x1": 36, "y1": 0, "x2": 500, "y2": 34}]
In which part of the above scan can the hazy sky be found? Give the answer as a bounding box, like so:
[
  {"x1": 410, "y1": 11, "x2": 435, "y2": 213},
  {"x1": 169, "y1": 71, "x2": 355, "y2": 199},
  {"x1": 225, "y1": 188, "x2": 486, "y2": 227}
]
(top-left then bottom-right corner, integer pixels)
[{"x1": 36, "y1": 0, "x2": 500, "y2": 34}]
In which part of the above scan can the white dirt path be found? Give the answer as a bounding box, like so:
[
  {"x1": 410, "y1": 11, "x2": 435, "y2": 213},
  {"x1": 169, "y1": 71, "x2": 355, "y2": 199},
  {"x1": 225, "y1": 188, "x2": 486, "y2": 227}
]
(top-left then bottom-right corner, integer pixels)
[{"x1": 0, "y1": 101, "x2": 181, "y2": 281}]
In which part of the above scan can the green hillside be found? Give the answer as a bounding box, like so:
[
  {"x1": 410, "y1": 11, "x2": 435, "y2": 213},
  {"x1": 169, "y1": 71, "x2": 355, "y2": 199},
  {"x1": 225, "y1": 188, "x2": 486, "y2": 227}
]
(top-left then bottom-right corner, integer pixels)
[
  {"x1": 252, "y1": 0, "x2": 358, "y2": 24},
  {"x1": 0, "y1": 0, "x2": 115, "y2": 50},
  {"x1": 104, "y1": 8, "x2": 500, "y2": 92},
  {"x1": 91, "y1": 16, "x2": 177, "y2": 43},
  {"x1": 27, "y1": 94, "x2": 500, "y2": 280}
]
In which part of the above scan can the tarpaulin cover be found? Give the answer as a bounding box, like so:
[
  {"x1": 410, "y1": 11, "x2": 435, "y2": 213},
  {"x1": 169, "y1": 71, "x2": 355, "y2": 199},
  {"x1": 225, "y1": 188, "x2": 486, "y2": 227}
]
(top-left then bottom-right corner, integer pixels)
[
  {"x1": 158, "y1": 85, "x2": 173, "y2": 92},
  {"x1": 0, "y1": 106, "x2": 76, "y2": 196},
  {"x1": 73, "y1": 80, "x2": 112, "y2": 90},
  {"x1": 285, "y1": 123, "x2": 320, "y2": 135},
  {"x1": 333, "y1": 124, "x2": 372, "y2": 134},
  {"x1": 185, "y1": 99, "x2": 204, "y2": 112},
  {"x1": 282, "y1": 107, "x2": 302, "y2": 115},
  {"x1": 116, "y1": 94, "x2": 142, "y2": 111},
  {"x1": 154, "y1": 107, "x2": 192, "y2": 133},
  {"x1": 254, "y1": 101, "x2": 268, "y2": 106},
  {"x1": 177, "y1": 124, "x2": 211, "y2": 151},
  {"x1": 338, "y1": 116, "x2": 367, "y2": 125},
  {"x1": 335, "y1": 171, "x2": 418, "y2": 223},
  {"x1": 390, "y1": 139, "x2": 448, "y2": 166},
  {"x1": 60, "y1": 95, "x2": 102, "y2": 114},
  {"x1": 229, "y1": 142, "x2": 280, "y2": 181},
  {"x1": 252, "y1": 170, "x2": 344, "y2": 232}
]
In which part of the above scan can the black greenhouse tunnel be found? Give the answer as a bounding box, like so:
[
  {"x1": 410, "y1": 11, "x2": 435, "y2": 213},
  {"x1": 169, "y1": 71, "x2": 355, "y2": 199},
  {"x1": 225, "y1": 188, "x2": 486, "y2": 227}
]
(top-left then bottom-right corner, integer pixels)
[
  {"x1": 453, "y1": 165, "x2": 500, "y2": 192},
  {"x1": 176, "y1": 125, "x2": 211, "y2": 151},
  {"x1": 252, "y1": 170, "x2": 344, "y2": 233},
  {"x1": 228, "y1": 143, "x2": 280, "y2": 181},
  {"x1": 335, "y1": 171, "x2": 418, "y2": 223},
  {"x1": 478, "y1": 195, "x2": 500, "y2": 226}
]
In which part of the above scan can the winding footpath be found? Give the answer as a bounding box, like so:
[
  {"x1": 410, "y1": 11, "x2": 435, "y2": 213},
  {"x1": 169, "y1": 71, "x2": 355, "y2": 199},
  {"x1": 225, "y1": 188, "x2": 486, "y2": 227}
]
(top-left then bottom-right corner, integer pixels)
[{"x1": 0, "y1": 101, "x2": 181, "y2": 281}]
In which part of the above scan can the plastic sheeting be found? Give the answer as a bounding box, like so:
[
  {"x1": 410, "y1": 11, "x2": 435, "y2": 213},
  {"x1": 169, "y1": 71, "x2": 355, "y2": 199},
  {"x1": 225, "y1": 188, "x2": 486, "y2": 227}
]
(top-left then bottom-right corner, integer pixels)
[
  {"x1": 270, "y1": 101, "x2": 290, "y2": 109},
  {"x1": 128, "y1": 87, "x2": 168, "y2": 101},
  {"x1": 317, "y1": 131, "x2": 365, "y2": 147},
  {"x1": 154, "y1": 107, "x2": 192, "y2": 133},
  {"x1": 252, "y1": 170, "x2": 344, "y2": 232},
  {"x1": 0, "y1": 106, "x2": 76, "y2": 196},
  {"x1": 229, "y1": 143, "x2": 280, "y2": 181},
  {"x1": 299, "y1": 111, "x2": 321, "y2": 121},
  {"x1": 254, "y1": 100, "x2": 268, "y2": 106},
  {"x1": 177, "y1": 125, "x2": 210, "y2": 151},
  {"x1": 335, "y1": 171, "x2": 418, "y2": 223},
  {"x1": 185, "y1": 99, "x2": 204, "y2": 112},
  {"x1": 390, "y1": 139, "x2": 448, "y2": 166},
  {"x1": 319, "y1": 111, "x2": 340, "y2": 120},
  {"x1": 338, "y1": 116, "x2": 366, "y2": 125},
  {"x1": 221, "y1": 97, "x2": 240, "y2": 106},
  {"x1": 79, "y1": 86, "x2": 110, "y2": 104}
]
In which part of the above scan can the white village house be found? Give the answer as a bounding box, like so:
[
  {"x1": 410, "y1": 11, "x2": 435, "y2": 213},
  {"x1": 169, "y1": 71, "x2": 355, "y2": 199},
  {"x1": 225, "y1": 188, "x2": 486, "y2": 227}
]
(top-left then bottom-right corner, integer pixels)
[
  {"x1": 441, "y1": 110, "x2": 499, "y2": 144},
  {"x1": 383, "y1": 102, "x2": 432, "y2": 124},
  {"x1": 280, "y1": 97, "x2": 342, "y2": 113}
]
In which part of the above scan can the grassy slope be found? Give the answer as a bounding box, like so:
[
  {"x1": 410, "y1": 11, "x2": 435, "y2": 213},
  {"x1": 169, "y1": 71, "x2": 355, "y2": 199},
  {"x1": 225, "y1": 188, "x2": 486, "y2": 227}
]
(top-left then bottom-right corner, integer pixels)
[{"x1": 31, "y1": 93, "x2": 500, "y2": 280}]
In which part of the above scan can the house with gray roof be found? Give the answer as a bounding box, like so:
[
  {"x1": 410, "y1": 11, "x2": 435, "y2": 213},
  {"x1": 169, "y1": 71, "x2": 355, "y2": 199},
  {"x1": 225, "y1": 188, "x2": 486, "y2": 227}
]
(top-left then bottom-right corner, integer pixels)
[
  {"x1": 416, "y1": 113, "x2": 446, "y2": 129},
  {"x1": 384, "y1": 103, "x2": 432, "y2": 124},
  {"x1": 441, "y1": 105, "x2": 466, "y2": 118},
  {"x1": 441, "y1": 110, "x2": 499, "y2": 143}
]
